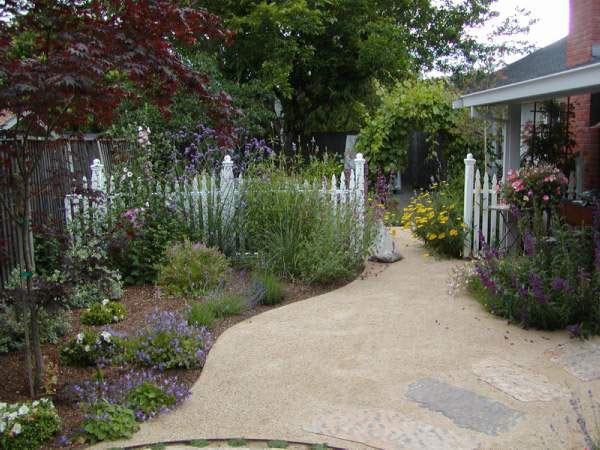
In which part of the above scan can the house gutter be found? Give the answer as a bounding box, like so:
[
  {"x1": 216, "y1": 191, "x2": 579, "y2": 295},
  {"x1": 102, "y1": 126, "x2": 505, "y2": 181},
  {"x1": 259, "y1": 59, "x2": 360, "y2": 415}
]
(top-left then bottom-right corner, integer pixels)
[{"x1": 453, "y1": 61, "x2": 600, "y2": 108}]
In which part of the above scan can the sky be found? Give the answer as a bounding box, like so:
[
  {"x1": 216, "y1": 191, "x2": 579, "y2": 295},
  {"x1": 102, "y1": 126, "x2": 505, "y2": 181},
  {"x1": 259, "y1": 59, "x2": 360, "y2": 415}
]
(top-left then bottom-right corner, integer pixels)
[{"x1": 484, "y1": 0, "x2": 570, "y2": 63}]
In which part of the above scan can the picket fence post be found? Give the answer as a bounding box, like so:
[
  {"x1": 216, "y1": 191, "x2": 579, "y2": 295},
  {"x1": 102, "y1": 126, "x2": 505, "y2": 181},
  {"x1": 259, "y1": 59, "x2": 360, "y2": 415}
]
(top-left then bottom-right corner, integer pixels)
[
  {"x1": 354, "y1": 153, "x2": 365, "y2": 227},
  {"x1": 463, "y1": 153, "x2": 476, "y2": 258}
]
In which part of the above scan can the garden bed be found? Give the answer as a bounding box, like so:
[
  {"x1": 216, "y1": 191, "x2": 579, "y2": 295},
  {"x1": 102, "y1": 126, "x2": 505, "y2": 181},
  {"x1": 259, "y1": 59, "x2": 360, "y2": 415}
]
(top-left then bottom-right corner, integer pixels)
[{"x1": 0, "y1": 264, "x2": 387, "y2": 448}]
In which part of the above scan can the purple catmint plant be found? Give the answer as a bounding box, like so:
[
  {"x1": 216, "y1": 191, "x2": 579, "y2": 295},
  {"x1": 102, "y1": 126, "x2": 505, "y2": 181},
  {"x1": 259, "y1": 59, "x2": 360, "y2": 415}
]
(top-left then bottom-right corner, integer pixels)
[
  {"x1": 129, "y1": 310, "x2": 214, "y2": 370},
  {"x1": 70, "y1": 368, "x2": 191, "y2": 422}
]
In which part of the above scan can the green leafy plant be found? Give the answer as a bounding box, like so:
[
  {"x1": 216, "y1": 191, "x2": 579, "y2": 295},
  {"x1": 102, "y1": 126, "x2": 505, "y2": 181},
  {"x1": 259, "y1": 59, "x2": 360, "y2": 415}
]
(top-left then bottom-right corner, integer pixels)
[
  {"x1": 401, "y1": 181, "x2": 465, "y2": 258},
  {"x1": 80, "y1": 401, "x2": 139, "y2": 444},
  {"x1": 228, "y1": 438, "x2": 248, "y2": 447},
  {"x1": 156, "y1": 241, "x2": 231, "y2": 297},
  {"x1": 81, "y1": 299, "x2": 126, "y2": 326},
  {"x1": 0, "y1": 398, "x2": 60, "y2": 450},
  {"x1": 0, "y1": 304, "x2": 70, "y2": 354},
  {"x1": 188, "y1": 439, "x2": 211, "y2": 447},
  {"x1": 185, "y1": 301, "x2": 216, "y2": 329},
  {"x1": 60, "y1": 331, "x2": 123, "y2": 367},
  {"x1": 268, "y1": 440, "x2": 289, "y2": 448},
  {"x1": 125, "y1": 381, "x2": 176, "y2": 417}
]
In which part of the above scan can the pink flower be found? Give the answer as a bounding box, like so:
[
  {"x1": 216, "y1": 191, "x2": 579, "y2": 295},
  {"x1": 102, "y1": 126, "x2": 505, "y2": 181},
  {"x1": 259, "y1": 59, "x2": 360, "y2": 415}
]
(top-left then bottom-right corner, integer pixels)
[
  {"x1": 512, "y1": 180, "x2": 524, "y2": 191},
  {"x1": 544, "y1": 175, "x2": 556, "y2": 182},
  {"x1": 543, "y1": 195, "x2": 550, "y2": 201}
]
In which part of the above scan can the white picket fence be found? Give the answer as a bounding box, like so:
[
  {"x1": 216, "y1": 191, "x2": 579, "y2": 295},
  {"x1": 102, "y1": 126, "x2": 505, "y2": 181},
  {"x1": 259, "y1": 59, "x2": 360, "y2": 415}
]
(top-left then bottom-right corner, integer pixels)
[
  {"x1": 64, "y1": 154, "x2": 367, "y2": 236},
  {"x1": 462, "y1": 153, "x2": 583, "y2": 258}
]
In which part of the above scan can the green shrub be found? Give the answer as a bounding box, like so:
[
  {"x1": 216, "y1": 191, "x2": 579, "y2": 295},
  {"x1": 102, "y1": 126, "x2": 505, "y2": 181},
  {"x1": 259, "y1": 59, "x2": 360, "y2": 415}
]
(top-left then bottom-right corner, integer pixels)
[
  {"x1": 80, "y1": 401, "x2": 139, "y2": 444},
  {"x1": 185, "y1": 301, "x2": 216, "y2": 329},
  {"x1": 0, "y1": 398, "x2": 60, "y2": 450},
  {"x1": 156, "y1": 241, "x2": 230, "y2": 297},
  {"x1": 0, "y1": 305, "x2": 71, "y2": 354},
  {"x1": 251, "y1": 272, "x2": 285, "y2": 305},
  {"x1": 228, "y1": 438, "x2": 248, "y2": 447},
  {"x1": 125, "y1": 381, "x2": 176, "y2": 418},
  {"x1": 268, "y1": 440, "x2": 289, "y2": 448},
  {"x1": 81, "y1": 299, "x2": 126, "y2": 326},
  {"x1": 60, "y1": 330, "x2": 123, "y2": 366},
  {"x1": 125, "y1": 311, "x2": 213, "y2": 369},
  {"x1": 401, "y1": 181, "x2": 465, "y2": 258},
  {"x1": 474, "y1": 218, "x2": 600, "y2": 335},
  {"x1": 205, "y1": 291, "x2": 245, "y2": 318}
]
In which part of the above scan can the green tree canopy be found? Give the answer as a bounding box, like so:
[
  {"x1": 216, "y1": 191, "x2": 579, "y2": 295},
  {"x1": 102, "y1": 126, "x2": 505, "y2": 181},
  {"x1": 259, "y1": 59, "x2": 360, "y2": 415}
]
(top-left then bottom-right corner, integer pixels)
[{"x1": 198, "y1": 0, "x2": 498, "y2": 136}]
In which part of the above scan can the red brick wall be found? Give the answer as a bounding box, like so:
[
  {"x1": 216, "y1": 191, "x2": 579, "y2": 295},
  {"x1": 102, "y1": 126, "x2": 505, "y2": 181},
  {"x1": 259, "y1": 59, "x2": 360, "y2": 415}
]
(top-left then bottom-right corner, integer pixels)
[{"x1": 567, "y1": 0, "x2": 600, "y2": 189}]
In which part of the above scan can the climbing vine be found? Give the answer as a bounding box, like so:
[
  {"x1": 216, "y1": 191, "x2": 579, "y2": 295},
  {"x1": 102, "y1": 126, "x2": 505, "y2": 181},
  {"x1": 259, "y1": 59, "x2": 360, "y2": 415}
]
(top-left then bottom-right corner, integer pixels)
[{"x1": 355, "y1": 79, "x2": 484, "y2": 181}]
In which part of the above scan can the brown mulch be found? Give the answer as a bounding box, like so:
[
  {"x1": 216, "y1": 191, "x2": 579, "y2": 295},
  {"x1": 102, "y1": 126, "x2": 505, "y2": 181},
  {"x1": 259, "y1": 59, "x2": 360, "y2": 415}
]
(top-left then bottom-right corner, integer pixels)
[{"x1": 0, "y1": 264, "x2": 387, "y2": 449}]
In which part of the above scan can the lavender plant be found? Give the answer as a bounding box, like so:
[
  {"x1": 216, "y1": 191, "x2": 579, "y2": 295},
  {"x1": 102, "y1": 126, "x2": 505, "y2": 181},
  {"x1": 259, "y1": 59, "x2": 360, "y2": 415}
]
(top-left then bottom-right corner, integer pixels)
[
  {"x1": 472, "y1": 212, "x2": 600, "y2": 335},
  {"x1": 126, "y1": 310, "x2": 214, "y2": 370}
]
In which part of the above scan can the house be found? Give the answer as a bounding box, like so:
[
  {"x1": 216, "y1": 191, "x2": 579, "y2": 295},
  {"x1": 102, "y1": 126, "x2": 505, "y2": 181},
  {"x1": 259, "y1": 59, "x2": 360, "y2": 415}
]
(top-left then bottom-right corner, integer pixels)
[{"x1": 453, "y1": 0, "x2": 600, "y2": 193}]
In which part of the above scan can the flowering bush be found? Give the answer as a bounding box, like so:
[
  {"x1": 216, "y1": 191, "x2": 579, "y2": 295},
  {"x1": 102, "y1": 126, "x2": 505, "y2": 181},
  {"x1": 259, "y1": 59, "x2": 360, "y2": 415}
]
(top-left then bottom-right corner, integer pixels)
[
  {"x1": 156, "y1": 241, "x2": 231, "y2": 297},
  {"x1": 473, "y1": 218, "x2": 600, "y2": 335},
  {"x1": 126, "y1": 310, "x2": 214, "y2": 370},
  {"x1": 60, "y1": 330, "x2": 123, "y2": 366},
  {"x1": 0, "y1": 398, "x2": 60, "y2": 449},
  {"x1": 501, "y1": 164, "x2": 569, "y2": 211},
  {"x1": 81, "y1": 299, "x2": 126, "y2": 326},
  {"x1": 70, "y1": 369, "x2": 190, "y2": 422},
  {"x1": 401, "y1": 182, "x2": 465, "y2": 258}
]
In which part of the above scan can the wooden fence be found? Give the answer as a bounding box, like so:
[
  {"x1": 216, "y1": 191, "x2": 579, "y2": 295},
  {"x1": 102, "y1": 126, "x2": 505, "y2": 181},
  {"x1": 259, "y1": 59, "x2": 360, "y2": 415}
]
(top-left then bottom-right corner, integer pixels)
[
  {"x1": 462, "y1": 153, "x2": 584, "y2": 258},
  {"x1": 0, "y1": 138, "x2": 131, "y2": 285}
]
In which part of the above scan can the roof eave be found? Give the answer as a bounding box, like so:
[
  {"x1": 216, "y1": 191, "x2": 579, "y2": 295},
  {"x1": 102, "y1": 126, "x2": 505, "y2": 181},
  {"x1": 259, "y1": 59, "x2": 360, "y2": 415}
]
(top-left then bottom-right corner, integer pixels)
[{"x1": 453, "y1": 61, "x2": 600, "y2": 109}]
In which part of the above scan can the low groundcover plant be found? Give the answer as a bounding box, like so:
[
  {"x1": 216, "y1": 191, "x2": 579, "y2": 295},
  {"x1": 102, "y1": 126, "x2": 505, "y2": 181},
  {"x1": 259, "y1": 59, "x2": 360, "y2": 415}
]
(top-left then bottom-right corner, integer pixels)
[
  {"x1": 0, "y1": 398, "x2": 60, "y2": 449},
  {"x1": 81, "y1": 299, "x2": 126, "y2": 326},
  {"x1": 60, "y1": 330, "x2": 123, "y2": 366}
]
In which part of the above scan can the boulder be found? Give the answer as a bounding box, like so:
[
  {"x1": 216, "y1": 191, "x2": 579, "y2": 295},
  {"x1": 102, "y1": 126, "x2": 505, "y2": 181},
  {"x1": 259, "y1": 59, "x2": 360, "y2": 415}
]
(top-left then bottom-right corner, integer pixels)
[{"x1": 369, "y1": 221, "x2": 403, "y2": 263}]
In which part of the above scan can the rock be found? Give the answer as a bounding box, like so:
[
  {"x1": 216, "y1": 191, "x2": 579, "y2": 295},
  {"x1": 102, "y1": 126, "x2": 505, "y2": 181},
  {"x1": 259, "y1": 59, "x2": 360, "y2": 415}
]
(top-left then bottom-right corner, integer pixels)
[{"x1": 369, "y1": 221, "x2": 403, "y2": 263}]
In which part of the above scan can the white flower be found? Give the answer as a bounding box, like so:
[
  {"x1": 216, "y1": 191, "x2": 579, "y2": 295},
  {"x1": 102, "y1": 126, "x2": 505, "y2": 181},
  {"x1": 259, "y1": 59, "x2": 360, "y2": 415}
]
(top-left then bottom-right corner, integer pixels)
[
  {"x1": 76, "y1": 333, "x2": 84, "y2": 344},
  {"x1": 101, "y1": 299, "x2": 109, "y2": 306},
  {"x1": 145, "y1": 202, "x2": 149, "y2": 208},
  {"x1": 84, "y1": 345, "x2": 91, "y2": 352},
  {"x1": 32, "y1": 401, "x2": 39, "y2": 408},
  {"x1": 113, "y1": 316, "x2": 119, "y2": 321},
  {"x1": 123, "y1": 167, "x2": 128, "y2": 173},
  {"x1": 17, "y1": 405, "x2": 28, "y2": 416},
  {"x1": 127, "y1": 171, "x2": 133, "y2": 178},
  {"x1": 100, "y1": 331, "x2": 111, "y2": 342},
  {"x1": 0, "y1": 421, "x2": 5, "y2": 433},
  {"x1": 12, "y1": 423, "x2": 21, "y2": 435}
]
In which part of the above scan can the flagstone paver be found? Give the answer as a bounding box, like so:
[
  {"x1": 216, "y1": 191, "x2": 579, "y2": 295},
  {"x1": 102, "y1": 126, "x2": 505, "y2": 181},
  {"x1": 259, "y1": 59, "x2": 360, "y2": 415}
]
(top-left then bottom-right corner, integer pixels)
[
  {"x1": 472, "y1": 357, "x2": 569, "y2": 402},
  {"x1": 406, "y1": 378, "x2": 523, "y2": 435},
  {"x1": 93, "y1": 229, "x2": 600, "y2": 450}
]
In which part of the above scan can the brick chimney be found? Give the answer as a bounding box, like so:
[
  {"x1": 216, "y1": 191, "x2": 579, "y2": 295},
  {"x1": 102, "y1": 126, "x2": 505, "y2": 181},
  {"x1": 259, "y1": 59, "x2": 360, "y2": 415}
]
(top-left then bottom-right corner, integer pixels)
[{"x1": 567, "y1": 0, "x2": 600, "y2": 189}]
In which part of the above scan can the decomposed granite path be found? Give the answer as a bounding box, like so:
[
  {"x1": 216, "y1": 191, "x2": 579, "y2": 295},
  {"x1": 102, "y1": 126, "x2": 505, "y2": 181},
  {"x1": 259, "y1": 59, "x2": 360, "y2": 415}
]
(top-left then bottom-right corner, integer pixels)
[{"x1": 94, "y1": 229, "x2": 600, "y2": 450}]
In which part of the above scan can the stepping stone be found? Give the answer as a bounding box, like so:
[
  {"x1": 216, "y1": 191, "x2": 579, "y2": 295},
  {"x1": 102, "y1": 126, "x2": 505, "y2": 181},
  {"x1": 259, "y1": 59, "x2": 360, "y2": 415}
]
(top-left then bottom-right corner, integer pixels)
[
  {"x1": 304, "y1": 408, "x2": 479, "y2": 450},
  {"x1": 547, "y1": 341, "x2": 600, "y2": 381},
  {"x1": 472, "y1": 358, "x2": 568, "y2": 402},
  {"x1": 406, "y1": 379, "x2": 523, "y2": 436}
]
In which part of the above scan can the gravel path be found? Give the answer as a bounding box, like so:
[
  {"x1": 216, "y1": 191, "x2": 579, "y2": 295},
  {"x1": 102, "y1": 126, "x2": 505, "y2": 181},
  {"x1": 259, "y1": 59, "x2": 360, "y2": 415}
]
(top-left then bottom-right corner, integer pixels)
[{"x1": 95, "y1": 229, "x2": 600, "y2": 450}]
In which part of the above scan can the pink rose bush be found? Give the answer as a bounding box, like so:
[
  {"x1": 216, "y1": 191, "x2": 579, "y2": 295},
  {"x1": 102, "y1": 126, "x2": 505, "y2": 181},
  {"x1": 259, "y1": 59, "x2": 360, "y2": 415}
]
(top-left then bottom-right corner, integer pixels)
[{"x1": 501, "y1": 164, "x2": 568, "y2": 211}]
